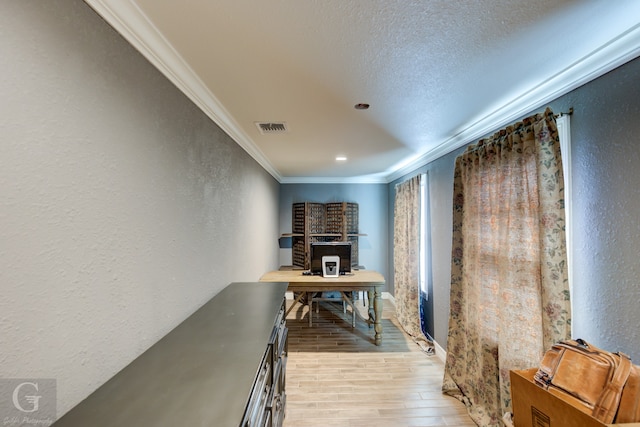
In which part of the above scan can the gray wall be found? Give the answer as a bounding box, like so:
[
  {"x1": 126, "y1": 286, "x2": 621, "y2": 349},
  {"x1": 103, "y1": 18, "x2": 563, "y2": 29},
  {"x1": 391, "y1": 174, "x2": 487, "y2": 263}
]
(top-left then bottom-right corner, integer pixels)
[
  {"x1": 392, "y1": 56, "x2": 640, "y2": 361},
  {"x1": 388, "y1": 154, "x2": 465, "y2": 340},
  {"x1": 1, "y1": 0, "x2": 280, "y2": 418},
  {"x1": 4, "y1": 0, "x2": 639, "y2": 419},
  {"x1": 556, "y1": 58, "x2": 640, "y2": 360},
  {"x1": 279, "y1": 184, "x2": 389, "y2": 285}
]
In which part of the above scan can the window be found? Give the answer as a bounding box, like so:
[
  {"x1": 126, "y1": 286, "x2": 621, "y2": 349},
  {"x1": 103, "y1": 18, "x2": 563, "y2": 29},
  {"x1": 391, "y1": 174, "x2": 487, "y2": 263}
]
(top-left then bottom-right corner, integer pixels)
[
  {"x1": 419, "y1": 173, "x2": 431, "y2": 338},
  {"x1": 419, "y1": 173, "x2": 429, "y2": 296},
  {"x1": 557, "y1": 114, "x2": 572, "y2": 294}
]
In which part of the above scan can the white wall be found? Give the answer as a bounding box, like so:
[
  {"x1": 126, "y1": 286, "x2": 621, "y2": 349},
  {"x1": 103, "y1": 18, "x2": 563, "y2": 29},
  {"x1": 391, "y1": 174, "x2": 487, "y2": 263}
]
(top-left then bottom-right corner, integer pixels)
[{"x1": 0, "y1": 0, "x2": 279, "y2": 417}]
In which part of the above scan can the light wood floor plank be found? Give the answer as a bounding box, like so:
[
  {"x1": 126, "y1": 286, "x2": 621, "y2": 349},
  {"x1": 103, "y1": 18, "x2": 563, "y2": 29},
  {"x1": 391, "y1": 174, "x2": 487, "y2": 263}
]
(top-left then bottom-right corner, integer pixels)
[{"x1": 283, "y1": 298, "x2": 475, "y2": 427}]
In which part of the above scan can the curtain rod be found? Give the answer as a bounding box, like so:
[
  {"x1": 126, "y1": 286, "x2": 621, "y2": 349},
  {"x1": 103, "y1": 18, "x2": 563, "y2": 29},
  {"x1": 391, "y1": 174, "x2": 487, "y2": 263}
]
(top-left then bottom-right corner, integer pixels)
[{"x1": 555, "y1": 107, "x2": 573, "y2": 118}]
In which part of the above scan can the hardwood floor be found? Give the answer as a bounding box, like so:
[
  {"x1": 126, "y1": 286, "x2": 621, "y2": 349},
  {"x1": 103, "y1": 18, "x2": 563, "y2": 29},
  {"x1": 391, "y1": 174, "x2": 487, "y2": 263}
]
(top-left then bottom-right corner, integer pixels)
[{"x1": 283, "y1": 295, "x2": 476, "y2": 427}]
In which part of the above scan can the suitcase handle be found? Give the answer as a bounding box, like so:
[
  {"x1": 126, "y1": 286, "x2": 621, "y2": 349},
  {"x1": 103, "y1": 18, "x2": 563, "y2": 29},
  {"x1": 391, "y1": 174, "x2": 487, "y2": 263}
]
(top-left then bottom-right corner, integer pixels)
[{"x1": 593, "y1": 349, "x2": 632, "y2": 423}]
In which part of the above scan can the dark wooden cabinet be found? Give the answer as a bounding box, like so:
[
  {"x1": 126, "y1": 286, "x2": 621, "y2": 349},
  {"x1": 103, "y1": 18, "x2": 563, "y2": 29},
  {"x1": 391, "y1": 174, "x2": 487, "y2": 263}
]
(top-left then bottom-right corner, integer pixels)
[
  {"x1": 53, "y1": 282, "x2": 289, "y2": 427},
  {"x1": 243, "y1": 294, "x2": 288, "y2": 427},
  {"x1": 287, "y1": 202, "x2": 363, "y2": 270}
]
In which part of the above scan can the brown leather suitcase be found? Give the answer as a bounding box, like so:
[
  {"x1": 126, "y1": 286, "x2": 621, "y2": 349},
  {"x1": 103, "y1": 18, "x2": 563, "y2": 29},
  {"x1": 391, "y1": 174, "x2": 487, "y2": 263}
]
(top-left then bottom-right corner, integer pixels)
[{"x1": 534, "y1": 338, "x2": 640, "y2": 423}]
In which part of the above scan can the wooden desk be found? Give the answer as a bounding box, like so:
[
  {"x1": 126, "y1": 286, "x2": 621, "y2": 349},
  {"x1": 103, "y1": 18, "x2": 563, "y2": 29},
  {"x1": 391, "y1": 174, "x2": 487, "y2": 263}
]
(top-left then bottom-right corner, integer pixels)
[{"x1": 260, "y1": 270, "x2": 385, "y2": 345}]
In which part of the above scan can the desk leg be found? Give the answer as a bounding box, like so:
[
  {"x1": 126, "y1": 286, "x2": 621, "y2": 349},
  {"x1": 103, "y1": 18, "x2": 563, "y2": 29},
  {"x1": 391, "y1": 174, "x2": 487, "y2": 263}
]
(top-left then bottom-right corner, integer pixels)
[
  {"x1": 367, "y1": 290, "x2": 375, "y2": 325},
  {"x1": 373, "y1": 289, "x2": 383, "y2": 345}
]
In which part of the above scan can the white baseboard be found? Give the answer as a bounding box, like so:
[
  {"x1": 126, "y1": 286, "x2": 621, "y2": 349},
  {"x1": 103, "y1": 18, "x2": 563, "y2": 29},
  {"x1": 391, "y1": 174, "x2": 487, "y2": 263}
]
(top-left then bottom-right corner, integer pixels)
[
  {"x1": 379, "y1": 292, "x2": 447, "y2": 362},
  {"x1": 433, "y1": 339, "x2": 447, "y2": 363}
]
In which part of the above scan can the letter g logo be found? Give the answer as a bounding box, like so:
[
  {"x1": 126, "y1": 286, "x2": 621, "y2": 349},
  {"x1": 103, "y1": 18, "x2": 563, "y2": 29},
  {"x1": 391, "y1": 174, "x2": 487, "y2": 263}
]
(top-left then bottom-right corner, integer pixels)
[{"x1": 12, "y1": 381, "x2": 42, "y2": 413}]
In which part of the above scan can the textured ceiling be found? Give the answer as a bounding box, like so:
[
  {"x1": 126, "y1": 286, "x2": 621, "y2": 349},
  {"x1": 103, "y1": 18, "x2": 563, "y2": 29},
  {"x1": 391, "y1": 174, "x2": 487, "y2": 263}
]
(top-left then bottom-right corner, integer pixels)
[{"x1": 86, "y1": 0, "x2": 640, "y2": 182}]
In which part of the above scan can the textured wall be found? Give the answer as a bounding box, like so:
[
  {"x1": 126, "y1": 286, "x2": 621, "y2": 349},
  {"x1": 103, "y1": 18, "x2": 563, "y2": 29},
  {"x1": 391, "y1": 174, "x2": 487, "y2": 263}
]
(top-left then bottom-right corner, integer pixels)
[
  {"x1": 387, "y1": 160, "x2": 464, "y2": 342},
  {"x1": 0, "y1": 0, "x2": 279, "y2": 417},
  {"x1": 279, "y1": 184, "x2": 389, "y2": 285},
  {"x1": 552, "y1": 58, "x2": 640, "y2": 360},
  {"x1": 393, "y1": 56, "x2": 640, "y2": 359},
  {"x1": 424, "y1": 150, "x2": 464, "y2": 344}
]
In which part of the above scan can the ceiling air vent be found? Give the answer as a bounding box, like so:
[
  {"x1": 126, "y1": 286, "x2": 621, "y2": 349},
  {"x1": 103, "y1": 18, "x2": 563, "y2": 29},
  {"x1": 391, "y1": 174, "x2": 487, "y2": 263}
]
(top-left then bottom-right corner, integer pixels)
[{"x1": 255, "y1": 122, "x2": 288, "y2": 134}]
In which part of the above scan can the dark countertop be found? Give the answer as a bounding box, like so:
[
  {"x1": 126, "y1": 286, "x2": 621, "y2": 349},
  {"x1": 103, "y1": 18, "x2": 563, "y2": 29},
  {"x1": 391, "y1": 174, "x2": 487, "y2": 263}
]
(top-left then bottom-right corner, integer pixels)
[{"x1": 53, "y1": 281, "x2": 289, "y2": 427}]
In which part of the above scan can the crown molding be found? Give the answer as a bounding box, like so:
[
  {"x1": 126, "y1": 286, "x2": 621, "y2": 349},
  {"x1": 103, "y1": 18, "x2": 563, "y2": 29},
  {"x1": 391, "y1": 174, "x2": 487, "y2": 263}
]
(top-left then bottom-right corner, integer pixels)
[
  {"x1": 85, "y1": 1, "x2": 640, "y2": 185},
  {"x1": 279, "y1": 174, "x2": 388, "y2": 184},
  {"x1": 84, "y1": 0, "x2": 282, "y2": 182},
  {"x1": 385, "y1": 23, "x2": 640, "y2": 183}
]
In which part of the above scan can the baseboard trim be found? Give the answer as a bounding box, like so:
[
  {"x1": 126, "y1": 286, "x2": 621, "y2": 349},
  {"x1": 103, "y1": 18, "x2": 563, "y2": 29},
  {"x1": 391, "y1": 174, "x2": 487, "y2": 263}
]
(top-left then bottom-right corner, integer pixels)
[{"x1": 433, "y1": 339, "x2": 447, "y2": 363}]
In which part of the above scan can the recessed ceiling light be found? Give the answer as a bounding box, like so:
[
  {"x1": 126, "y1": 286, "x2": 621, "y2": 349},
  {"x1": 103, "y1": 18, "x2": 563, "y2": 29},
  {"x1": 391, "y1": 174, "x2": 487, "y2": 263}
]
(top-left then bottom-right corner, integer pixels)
[
  {"x1": 336, "y1": 156, "x2": 347, "y2": 161},
  {"x1": 354, "y1": 103, "x2": 370, "y2": 110}
]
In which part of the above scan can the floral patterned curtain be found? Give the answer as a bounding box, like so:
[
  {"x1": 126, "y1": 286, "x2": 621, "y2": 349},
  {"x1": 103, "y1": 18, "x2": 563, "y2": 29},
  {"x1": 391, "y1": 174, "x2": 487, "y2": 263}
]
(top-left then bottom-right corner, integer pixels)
[
  {"x1": 442, "y1": 108, "x2": 572, "y2": 426},
  {"x1": 394, "y1": 174, "x2": 433, "y2": 353}
]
